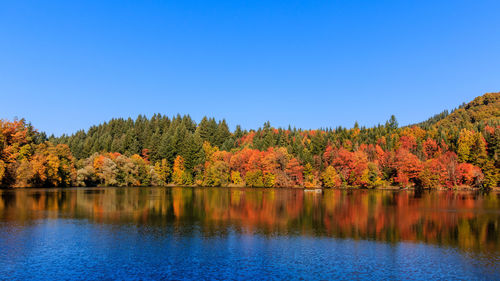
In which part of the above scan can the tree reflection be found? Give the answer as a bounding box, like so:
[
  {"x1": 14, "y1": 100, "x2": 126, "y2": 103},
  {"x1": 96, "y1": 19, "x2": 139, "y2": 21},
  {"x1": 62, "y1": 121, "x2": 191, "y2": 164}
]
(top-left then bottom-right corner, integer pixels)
[{"x1": 0, "y1": 187, "x2": 499, "y2": 253}]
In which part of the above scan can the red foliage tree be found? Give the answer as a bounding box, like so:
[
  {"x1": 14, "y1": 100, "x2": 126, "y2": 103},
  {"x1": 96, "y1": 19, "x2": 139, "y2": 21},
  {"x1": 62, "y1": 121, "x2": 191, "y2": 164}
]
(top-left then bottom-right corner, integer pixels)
[
  {"x1": 392, "y1": 149, "x2": 422, "y2": 187},
  {"x1": 457, "y1": 163, "x2": 484, "y2": 186},
  {"x1": 423, "y1": 138, "x2": 439, "y2": 160},
  {"x1": 331, "y1": 148, "x2": 369, "y2": 186},
  {"x1": 286, "y1": 158, "x2": 303, "y2": 186}
]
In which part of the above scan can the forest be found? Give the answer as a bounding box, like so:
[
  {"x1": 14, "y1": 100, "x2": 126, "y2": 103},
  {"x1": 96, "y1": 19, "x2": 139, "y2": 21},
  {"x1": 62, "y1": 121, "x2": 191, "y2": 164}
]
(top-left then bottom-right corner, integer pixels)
[{"x1": 0, "y1": 92, "x2": 498, "y2": 189}]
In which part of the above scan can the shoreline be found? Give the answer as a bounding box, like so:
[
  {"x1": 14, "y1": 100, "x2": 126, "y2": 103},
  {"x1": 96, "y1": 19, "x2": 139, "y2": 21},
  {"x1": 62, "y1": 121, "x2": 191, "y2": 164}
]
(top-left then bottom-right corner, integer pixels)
[{"x1": 2, "y1": 185, "x2": 499, "y2": 192}]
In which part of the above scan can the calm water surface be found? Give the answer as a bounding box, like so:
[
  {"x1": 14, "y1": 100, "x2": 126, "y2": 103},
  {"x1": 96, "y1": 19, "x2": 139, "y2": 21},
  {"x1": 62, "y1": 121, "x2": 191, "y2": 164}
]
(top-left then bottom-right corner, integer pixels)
[{"x1": 0, "y1": 187, "x2": 499, "y2": 280}]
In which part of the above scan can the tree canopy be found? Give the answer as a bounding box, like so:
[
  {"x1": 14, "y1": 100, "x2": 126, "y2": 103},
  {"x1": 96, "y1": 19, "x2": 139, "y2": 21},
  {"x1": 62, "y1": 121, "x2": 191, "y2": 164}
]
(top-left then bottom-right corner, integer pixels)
[{"x1": 1, "y1": 92, "x2": 498, "y2": 189}]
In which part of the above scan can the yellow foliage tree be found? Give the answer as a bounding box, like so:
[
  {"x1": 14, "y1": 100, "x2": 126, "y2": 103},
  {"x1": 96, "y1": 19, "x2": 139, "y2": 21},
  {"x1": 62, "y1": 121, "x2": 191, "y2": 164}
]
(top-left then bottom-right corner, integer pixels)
[
  {"x1": 230, "y1": 171, "x2": 243, "y2": 186},
  {"x1": 172, "y1": 155, "x2": 186, "y2": 185},
  {"x1": 0, "y1": 160, "x2": 5, "y2": 183},
  {"x1": 263, "y1": 173, "x2": 276, "y2": 187},
  {"x1": 457, "y1": 129, "x2": 475, "y2": 163},
  {"x1": 154, "y1": 159, "x2": 171, "y2": 185},
  {"x1": 321, "y1": 166, "x2": 341, "y2": 188}
]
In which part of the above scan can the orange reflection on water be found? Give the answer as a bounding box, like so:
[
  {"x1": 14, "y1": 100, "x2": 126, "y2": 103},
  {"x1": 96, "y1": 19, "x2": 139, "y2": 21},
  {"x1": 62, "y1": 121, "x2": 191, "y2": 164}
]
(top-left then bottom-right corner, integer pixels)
[{"x1": 0, "y1": 187, "x2": 499, "y2": 253}]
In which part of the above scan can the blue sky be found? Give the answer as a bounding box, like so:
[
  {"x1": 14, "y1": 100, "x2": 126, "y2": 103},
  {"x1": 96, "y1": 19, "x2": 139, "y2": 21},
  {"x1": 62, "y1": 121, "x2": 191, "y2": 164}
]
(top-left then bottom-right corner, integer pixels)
[{"x1": 1, "y1": 0, "x2": 499, "y2": 136}]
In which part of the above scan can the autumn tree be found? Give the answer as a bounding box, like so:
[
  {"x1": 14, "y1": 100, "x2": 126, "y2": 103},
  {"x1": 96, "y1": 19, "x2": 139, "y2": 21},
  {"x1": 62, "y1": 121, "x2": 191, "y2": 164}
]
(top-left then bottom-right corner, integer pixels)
[
  {"x1": 365, "y1": 162, "x2": 383, "y2": 188},
  {"x1": 392, "y1": 149, "x2": 423, "y2": 187},
  {"x1": 286, "y1": 158, "x2": 304, "y2": 186},
  {"x1": 321, "y1": 166, "x2": 341, "y2": 188},
  {"x1": 230, "y1": 171, "x2": 244, "y2": 186},
  {"x1": 245, "y1": 170, "x2": 263, "y2": 187},
  {"x1": 423, "y1": 138, "x2": 440, "y2": 160},
  {"x1": 172, "y1": 155, "x2": 189, "y2": 185},
  {"x1": 331, "y1": 148, "x2": 369, "y2": 187},
  {"x1": 154, "y1": 159, "x2": 171, "y2": 185},
  {"x1": 28, "y1": 143, "x2": 76, "y2": 187},
  {"x1": 203, "y1": 160, "x2": 229, "y2": 187},
  {"x1": 457, "y1": 129, "x2": 475, "y2": 162}
]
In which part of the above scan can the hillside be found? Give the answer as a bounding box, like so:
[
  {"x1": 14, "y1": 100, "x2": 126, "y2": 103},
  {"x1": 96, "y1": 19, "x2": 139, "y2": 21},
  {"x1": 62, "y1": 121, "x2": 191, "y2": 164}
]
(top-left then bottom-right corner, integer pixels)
[
  {"x1": 417, "y1": 92, "x2": 499, "y2": 129},
  {"x1": 1, "y1": 93, "x2": 498, "y2": 189}
]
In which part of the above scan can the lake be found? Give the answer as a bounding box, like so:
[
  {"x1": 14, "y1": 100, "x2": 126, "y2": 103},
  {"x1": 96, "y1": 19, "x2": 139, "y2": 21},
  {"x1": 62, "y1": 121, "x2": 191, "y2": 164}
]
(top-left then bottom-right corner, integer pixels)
[{"x1": 0, "y1": 187, "x2": 499, "y2": 280}]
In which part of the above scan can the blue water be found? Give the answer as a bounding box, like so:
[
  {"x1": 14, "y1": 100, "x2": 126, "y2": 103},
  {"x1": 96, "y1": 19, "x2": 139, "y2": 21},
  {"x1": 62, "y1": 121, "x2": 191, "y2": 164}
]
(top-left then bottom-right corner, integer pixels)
[
  {"x1": 0, "y1": 187, "x2": 499, "y2": 280},
  {"x1": 0, "y1": 220, "x2": 498, "y2": 280}
]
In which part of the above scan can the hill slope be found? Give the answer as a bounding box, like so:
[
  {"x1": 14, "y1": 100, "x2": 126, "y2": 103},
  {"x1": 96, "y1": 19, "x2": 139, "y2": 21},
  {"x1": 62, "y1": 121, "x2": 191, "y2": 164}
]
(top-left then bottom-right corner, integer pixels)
[{"x1": 417, "y1": 92, "x2": 499, "y2": 129}]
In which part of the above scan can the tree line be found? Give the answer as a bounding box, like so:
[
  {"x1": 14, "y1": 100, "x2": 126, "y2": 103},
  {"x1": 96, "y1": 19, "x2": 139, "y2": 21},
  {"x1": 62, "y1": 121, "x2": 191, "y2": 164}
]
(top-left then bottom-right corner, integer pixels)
[{"x1": 1, "y1": 93, "x2": 498, "y2": 189}]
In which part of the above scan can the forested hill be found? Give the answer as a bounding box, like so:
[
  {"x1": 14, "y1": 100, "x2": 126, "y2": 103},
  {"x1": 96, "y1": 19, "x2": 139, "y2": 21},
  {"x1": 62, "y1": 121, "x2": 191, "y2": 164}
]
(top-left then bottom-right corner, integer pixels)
[
  {"x1": 416, "y1": 92, "x2": 499, "y2": 129},
  {"x1": 1, "y1": 92, "x2": 498, "y2": 189},
  {"x1": 434, "y1": 92, "x2": 499, "y2": 128}
]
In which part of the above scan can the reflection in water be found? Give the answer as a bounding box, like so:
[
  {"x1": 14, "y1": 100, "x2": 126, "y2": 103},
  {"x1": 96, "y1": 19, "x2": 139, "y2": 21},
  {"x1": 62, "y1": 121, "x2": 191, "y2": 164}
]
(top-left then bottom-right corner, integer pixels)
[{"x1": 1, "y1": 187, "x2": 499, "y2": 254}]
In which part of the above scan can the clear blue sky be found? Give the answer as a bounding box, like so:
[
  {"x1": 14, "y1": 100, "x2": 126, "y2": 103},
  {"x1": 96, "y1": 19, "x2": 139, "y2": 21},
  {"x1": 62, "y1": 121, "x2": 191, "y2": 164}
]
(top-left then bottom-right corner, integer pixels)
[{"x1": 1, "y1": 0, "x2": 499, "y2": 136}]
